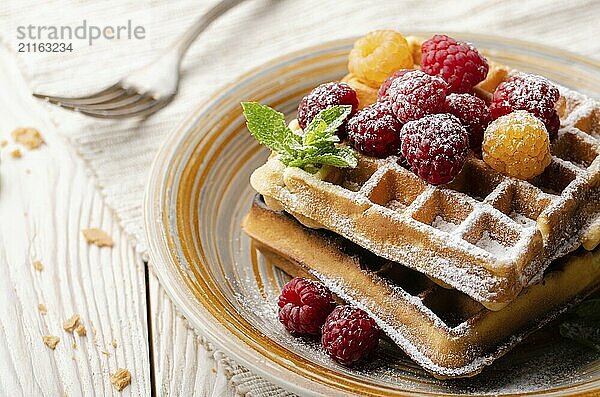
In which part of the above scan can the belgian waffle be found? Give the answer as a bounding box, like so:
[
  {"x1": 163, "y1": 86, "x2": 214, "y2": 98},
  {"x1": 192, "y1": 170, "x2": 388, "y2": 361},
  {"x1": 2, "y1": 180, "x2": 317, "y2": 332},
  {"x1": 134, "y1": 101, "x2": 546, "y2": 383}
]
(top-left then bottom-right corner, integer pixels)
[
  {"x1": 250, "y1": 86, "x2": 600, "y2": 310},
  {"x1": 242, "y1": 195, "x2": 600, "y2": 379}
]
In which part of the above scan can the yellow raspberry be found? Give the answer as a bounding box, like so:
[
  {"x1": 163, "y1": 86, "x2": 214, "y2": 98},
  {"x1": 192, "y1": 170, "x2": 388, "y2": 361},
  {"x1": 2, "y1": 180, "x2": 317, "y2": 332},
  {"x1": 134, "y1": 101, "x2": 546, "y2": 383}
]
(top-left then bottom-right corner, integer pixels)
[
  {"x1": 482, "y1": 110, "x2": 552, "y2": 180},
  {"x1": 348, "y1": 30, "x2": 413, "y2": 87},
  {"x1": 405, "y1": 35, "x2": 423, "y2": 65},
  {"x1": 341, "y1": 73, "x2": 378, "y2": 109}
]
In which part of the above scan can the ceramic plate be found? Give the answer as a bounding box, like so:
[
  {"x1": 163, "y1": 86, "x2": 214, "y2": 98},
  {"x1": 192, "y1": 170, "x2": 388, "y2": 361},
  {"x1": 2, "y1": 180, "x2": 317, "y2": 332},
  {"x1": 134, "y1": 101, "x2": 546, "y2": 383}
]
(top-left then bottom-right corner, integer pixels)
[{"x1": 144, "y1": 34, "x2": 600, "y2": 396}]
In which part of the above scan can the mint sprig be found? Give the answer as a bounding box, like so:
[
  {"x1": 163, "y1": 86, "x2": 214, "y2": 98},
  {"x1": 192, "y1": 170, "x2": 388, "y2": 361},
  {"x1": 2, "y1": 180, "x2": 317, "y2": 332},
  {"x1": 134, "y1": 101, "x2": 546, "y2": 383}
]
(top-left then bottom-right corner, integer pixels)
[{"x1": 241, "y1": 102, "x2": 357, "y2": 171}]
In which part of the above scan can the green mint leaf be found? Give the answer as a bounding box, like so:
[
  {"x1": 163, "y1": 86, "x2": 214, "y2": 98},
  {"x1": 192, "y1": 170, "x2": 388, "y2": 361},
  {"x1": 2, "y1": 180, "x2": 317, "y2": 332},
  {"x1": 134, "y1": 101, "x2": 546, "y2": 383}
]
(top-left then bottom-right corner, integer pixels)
[
  {"x1": 286, "y1": 146, "x2": 358, "y2": 169},
  {"x1": 303, "y1": 105, "x2": 352, "y2": 147},
  {"x1": 307, "y1": 105, "x2": 353, "y2": 134},
  {"x1": 303, "y1": 120, "x2": 337, "y2": 147},
  {"x1": 332, "y1": 146, "x2": 359, "y2": 168},
  {"x1": 312, "y1": 146, "x2": 357, "y2": 168},
  {"x1": 242, "y1": 101, "x2": 357, "y2": 171},
  {"x1": 279, "y1": 153, "x2": 296, "y2": 167},
  {"x1": 241, "y1": 102, "x2": 300, "y2": 155},
  {"x1": 304, "y1": 153, "x2": 355, "y2": 168}
]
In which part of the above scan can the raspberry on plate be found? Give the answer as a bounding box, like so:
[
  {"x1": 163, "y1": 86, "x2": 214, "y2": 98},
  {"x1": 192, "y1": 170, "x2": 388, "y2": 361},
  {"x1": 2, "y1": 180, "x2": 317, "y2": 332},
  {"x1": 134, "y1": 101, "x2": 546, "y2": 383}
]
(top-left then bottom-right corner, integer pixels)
[
  {"x1": 387, "y1": 70, "x2": 448, "y2": 123},
  {"x1": 347, "y1": 102, "x2": 402, "y2": 158},
  {"x1": 377, "y1": 69, "x2": 413, "y2": 101},
  {"x1": 482, "y1": 110, "x2": 551, "y2": 180},
  {"x1": 277, "y1": 277, "x2": 335, "y2": 336},
  {"x1": 444, "y1": 93, "x2": 491, "y2": 151},
  {"x1": 348, "y1": 30, "x2": 414, "y2": 87},
  {"x1": 421, "y1": 34, "x2": 489, "y2": 94},
  {"x1": 297, "y1": 82, "x2": 359, "y2": 133},
  {"x1": 489, "y1": 73, "x2": 560, "y2": 140},
  {"x1": 321, "y1": 305, "x2": 380, "y2": 366},
  {"x1": 400, "y1": 113, "x2": 470, "y2": 185}
]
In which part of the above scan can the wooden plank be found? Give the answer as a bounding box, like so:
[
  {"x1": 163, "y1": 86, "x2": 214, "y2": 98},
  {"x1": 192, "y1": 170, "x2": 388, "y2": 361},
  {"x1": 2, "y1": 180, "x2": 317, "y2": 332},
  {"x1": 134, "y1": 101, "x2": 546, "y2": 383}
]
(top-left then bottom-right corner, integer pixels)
[
  {"x1": 0, "y1": 48, "x2": 150, "y2": 396},
  {"x1": 148, "y1": 271, "x2": 235, "y2": 397}
]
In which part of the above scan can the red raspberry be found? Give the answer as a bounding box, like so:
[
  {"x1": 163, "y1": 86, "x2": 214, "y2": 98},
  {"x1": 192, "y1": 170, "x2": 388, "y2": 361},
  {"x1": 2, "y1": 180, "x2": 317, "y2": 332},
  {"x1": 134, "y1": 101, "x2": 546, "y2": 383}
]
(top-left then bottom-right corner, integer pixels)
[
  {"x1": 546, "y1": 112, "x2": 560, "y2": 139},
  {"x1": 347, "y1": 102, "x2": 402, "y2": 158},
  {"x1": 377, "y1": 69, "x2": 413, "y2": 101},
  {"x1": 387, "y1": 70, "x2": 447, "y2": 123},
  {"x1": 297, "y1": 82, "x2": 359, "y2": 134},
  {"x1": 400, "y1": 113, "x2": 469, "y2": 185},
  {"x1": 321, "y1": 306, "x2": 380, "y2": 365},
  {"x1": 421, "y1": 34, "x2": 489, "y2": 94},
  {"x1": 278, "y1": 277, "x2": 335, "y2": 336},
  {"x1": 444, "y1": 93, "x2": 491, "y2": 150},
  {"x1": 489, "y1": 73, "x2": 560, "y2": 140}
]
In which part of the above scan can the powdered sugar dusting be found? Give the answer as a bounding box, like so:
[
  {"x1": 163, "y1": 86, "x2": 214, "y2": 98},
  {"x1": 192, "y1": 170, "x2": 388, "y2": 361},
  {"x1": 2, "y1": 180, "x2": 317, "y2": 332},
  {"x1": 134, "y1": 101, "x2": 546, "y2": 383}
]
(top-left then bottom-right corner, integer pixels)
[
  {"x1": 432, "y1": 215, "x2": 458, "y2": 233},
  {"x1": 400, "y1": 113, "x2": 470, "y2": 185},
  {"x1": 388, "y1": 70, "x2": 447, "y2": 122},
  {"x1": 510, "y1": 211, "x2": 536, "y2": 227},
  {"x1": 503, "y1": 73, "x2": 559, "y2": 110},
  {"x1": 387, "y1": 199, "x2": 407, "y2": 211},
  {"x1": 476, "y1": 231, "x2": 508, "y2": 255}
]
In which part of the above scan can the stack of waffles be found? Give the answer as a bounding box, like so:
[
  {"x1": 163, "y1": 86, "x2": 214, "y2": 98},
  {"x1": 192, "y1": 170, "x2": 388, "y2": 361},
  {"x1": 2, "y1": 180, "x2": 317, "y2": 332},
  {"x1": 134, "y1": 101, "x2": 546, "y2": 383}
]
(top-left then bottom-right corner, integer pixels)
[{"x1": 242, "y1": 34, "x2": 600, "y2": 378}]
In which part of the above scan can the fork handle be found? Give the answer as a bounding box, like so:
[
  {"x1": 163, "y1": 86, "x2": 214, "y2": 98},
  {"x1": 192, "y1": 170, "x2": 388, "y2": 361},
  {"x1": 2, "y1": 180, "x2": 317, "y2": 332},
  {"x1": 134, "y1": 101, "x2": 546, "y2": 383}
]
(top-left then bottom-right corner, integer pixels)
[{"x1": 174, "y1": 0, "x2": 247, "y2": 58}]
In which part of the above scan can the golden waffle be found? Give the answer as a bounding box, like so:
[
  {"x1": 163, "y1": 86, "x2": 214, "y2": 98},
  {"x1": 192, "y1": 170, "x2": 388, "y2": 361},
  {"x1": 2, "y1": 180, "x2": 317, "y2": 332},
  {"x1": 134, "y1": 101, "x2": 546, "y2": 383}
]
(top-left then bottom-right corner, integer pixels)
[
  {"x1": 250, "y1": 86, "x2": 600, "y2": 310},
  {"x1": 242, "y1": 195, "x2": 600, "y2": 379}
]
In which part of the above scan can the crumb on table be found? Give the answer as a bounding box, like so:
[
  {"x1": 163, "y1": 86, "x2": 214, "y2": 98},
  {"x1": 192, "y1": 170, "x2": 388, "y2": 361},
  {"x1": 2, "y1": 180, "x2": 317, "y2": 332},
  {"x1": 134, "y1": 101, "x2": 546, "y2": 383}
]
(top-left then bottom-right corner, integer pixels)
[
  {"x1": 10, "y1": 149, "x2": 22, "y2": 158},
  {"x1": 38, "y1": 303, "x2": 47, "y2": 315},
  {"x1": 43, "y1": 335, "x2": 60, "y2": 349},
  {"x1": 32, "y1": 260, "x2": 44, "y2": 272},
  {"x1": 63, "y1": 314, "x2": 80, "y2": 332},
  {"x1": 110, "y1": 368, "x2": 131, "y2": 391},
  {"x1": 12, "y1": 127, "x2": 44, "y2": 150},
  {"x1": 75, "y1": 324, "x2": 86, "y2": 336},
  {"x1": 82, "y1": 228, "x2": 114, "y2": 247}
]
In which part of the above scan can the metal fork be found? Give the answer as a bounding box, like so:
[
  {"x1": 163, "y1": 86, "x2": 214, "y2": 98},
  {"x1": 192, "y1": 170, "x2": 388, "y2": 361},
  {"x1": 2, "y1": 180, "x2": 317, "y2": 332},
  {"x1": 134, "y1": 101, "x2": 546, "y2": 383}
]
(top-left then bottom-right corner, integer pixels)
[{"x1": 33, "y1": 0, "x2": 245, "y2": 119}]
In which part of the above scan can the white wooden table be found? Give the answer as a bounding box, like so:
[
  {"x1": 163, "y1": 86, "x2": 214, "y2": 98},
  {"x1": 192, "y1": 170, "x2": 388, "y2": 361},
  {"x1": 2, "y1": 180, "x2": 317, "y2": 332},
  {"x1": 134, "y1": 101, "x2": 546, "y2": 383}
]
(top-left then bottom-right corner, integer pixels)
[
  {"x1": 1, "y1": 1, "x2": 599, "y2": 396},
  {"x1": 0, "y1": 47, "x2": 222, "y2": 396}
]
